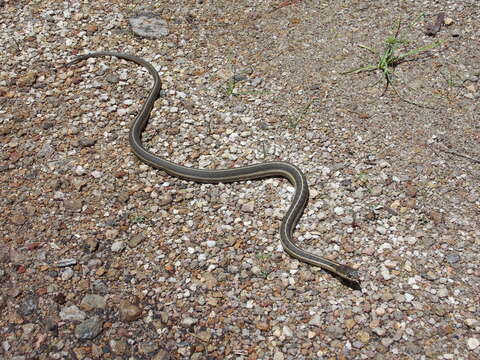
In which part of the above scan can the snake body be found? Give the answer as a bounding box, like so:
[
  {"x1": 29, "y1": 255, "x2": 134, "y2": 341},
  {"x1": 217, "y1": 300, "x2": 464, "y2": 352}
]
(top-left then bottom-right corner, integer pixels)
[{"x1": 65, "y1": 51, "x2": 359, "y2": 283}]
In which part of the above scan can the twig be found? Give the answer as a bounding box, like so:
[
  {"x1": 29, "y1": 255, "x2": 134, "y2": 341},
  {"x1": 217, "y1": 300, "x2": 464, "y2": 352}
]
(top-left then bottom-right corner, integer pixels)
[
  {"x1": 436, "y1": 144, "x2": 480, "y2": 164},
  {"x1": 269, "y1": 0, "x2": 303, "y2": 13}
]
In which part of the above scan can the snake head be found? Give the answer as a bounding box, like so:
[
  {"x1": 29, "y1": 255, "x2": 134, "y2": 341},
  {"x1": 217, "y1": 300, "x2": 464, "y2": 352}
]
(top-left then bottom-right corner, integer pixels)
[{"x1": 337, "y1": 265, "x2": 360, "y2": 283}]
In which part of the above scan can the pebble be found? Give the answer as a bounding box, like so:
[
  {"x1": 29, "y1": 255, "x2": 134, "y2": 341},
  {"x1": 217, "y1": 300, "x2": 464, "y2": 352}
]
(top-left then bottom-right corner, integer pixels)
[
  {"x1": 105, "y1": 229, "x2": 119, "y2": 240},
  {"x1": 56, "y1": 258, "x2": 77, "y2": 267},
  {"x1": 74, "y1": 316, "x2": 103, "y2": 340},
  {"x1": 152, "y1": 350, "x2": 171, "y2": 360},
  {"x1": 80, "y1": 294, "x2": 106, "y2": 311},
  {"x1": 309, "y1": 314, "x2": 322, "y2": 326},
  {"x1": 356, "y1": 331, "x2": 370, "y2": 343},
  {"x1": 128, "y1": 233, "x2": 145, "y2": 248},
  {"x1": 17, "y1": 71, "x2": 37, "y2": 87},
  {"x1": 158, "y1": 193, "x2": 173, "y2": 206},
  {"x1": 181, "y1": 316, "x2": 197, "y2": 327},
  {"x1": 18, "y1": 296, "x2": 38, "y2": 316},
  {"x1": 61, "y1": 268, "x2": 74, "y2": 281},
  {"x1": 241, "y1": 201, "x2": 255, "y2": 212},
  {"x1": 326, "y1": 325, "x2": 344, "y2": 339},
  {"x1": 91, "y1": 170, "x2": 103, "y2": 178},
  {"x1": 376, "y1": 226, "x2": 387, "y2": 235},
  {"x1": 119, "y1": 301, "x2": 142, "y2": 322},
  {"x1": 467, "y1": 337, "x2": 479, "y2": 350},
  {"x1": 233, "y1": 104, "x2": 246, "y2": 113},
  {"x1": 129, "y1": 12, "x2": 169, "y2": 38},
  {"x1": 110, "y1": 339, "x2": 127, "y2": 355},
  {"x1": 111, "y1": 241, "x2": 126, "y2": 252},
  {"x1": 273, "y1": 351, "x2": 284, "y2": 360},
  {"x1": 60, "y1": 305, "x2": 86, "y2": 321},
  {"x1": 282, "y1": 325, "x2": 293, "y2": 337},
  {"x1": 445, "y1": 253, "x2": 460, "y2": 265}
]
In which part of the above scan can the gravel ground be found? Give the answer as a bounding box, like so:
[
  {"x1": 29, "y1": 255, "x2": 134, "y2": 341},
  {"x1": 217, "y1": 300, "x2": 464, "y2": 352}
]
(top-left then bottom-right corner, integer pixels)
[{"x1": 1, "y1": 1, "x2": 479, "y2": 359}]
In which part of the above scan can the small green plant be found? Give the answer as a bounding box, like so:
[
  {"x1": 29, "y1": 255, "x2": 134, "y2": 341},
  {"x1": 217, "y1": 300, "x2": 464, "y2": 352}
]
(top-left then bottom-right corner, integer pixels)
[
  {"x1": 130, "y1": 215, "x2": 146, "y2": 224},
  {"x1": 344, "y1": 17, "x2": 442, "y2": 108},
  {"x1": 255, "y1": 252, "x2": 271, "y2": 261},
  {"x1": 284, "y1": 97, "x2": 317, "y2": 129},
  {"x1": 440, "y1": 70, "x2": 461, "y2": 89}
]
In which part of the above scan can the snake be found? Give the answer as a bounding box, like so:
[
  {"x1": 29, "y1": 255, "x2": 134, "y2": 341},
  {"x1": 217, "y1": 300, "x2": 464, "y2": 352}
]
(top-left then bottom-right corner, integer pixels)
[{"x1": 64, "y1": 51, "x2": 359, "y2": 283}]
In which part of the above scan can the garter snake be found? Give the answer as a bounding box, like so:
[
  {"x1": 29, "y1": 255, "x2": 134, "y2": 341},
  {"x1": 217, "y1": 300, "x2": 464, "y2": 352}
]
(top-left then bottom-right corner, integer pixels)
[{"x1": 64, "y1": 51, "x2": 359, "y2": 283}]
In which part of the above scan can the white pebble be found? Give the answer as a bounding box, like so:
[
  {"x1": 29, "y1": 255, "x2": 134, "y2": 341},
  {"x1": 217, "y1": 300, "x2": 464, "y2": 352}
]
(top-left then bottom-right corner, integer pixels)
[
  {"x1": 467, "y1": 337, "x2": 479, "y2": 350},
  {"x1": 205, "y1": 240, "x2": 216, "y2": 248},
  {"x1": 75, "y1": 166, "x2": 86, "y2": 176},
  {"x1": 61, "y1": 268, "x2": 74, "y2": 281},
  {"x1": 111, "y1": 241, "x2": 125, "y2": 252},
  {"x1": 376, "y1": 226, "x2": 387, "y2": 235},
  {"x1": 282, "y1": 326, "x2": 293, "y2": 337},
  {"x1": 91, "y1": 170, "x2": 103, "y2": 178}
]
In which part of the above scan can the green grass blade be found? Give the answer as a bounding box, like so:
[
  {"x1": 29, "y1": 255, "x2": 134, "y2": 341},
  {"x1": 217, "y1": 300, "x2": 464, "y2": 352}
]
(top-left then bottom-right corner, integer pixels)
[{"x1": 395, "y1": 41, "x2": 442, "y2": 60}]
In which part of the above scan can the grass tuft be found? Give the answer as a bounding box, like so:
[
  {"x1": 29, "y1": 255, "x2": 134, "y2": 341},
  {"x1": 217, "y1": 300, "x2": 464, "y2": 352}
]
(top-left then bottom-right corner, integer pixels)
[{"x1": 343, "y1": 17, "x2": 443, "y2": 108}]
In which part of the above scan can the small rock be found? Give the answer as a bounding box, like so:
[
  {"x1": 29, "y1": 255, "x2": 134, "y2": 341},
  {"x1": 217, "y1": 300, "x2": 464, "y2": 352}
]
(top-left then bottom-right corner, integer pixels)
[
  {"x1": 11, "y1": 214, "x2": 26, "y2": 225},
  {"x1": 445, "y1": 253, "x2": 460, "y2": 265},
  {"x1": 64, "y1": 199, "x2": 83, "y2": 212},
  {"x1": 18, "y1": 296, "x2": 38, "y2": 316},
  {"x1": 105, "y1": 74, "x2": 119, "y2": 84},
  {"x1": 56, "y1": 258, "x2": 77, "y2": 267},
  {"x1": 91, "y1": 170, "x2": 103, "y2": 178},
  {"x1": 356, "y1": 330, "x2": 371, "y2": 343},
  {"x1": 152, "y1": 350, "x2": 171, "y2": 360},
  {"x1": 309, "y1": 314, "x2": 322, "y2": 326},
  {"x1": 110, "y1": 338, "x2": 127, "y2": 355},
  {"x1": 376, "y1": 226, "x2": 387, "y2": 235},
  {"x1": 444, "y1": 17, "x2": 454, "y2": 26},
  {"x1": 111, "y1": 241, "x2": 125, "y2": 252},
  {"x1": 241, "y1": 201, "x2": 255, "y2": 213},
  {"x1": 119, "y1": 301, "x2": 142, "y2": 322},
  {"x1": 256, "y1": 322, "x2": 269, "y2": 331},
  {"x1": 85, "y1": 24, "x2": 98, "y2": 34},
  {"x1": 273, "y1": 351, "x2": 284, "y2": 360},
  {"x1": 196, "y1": 330, "x2": 211, "y2": 342},
  {"x1": 128, "y1": 233, "x2": 145, "y2": 248},
  {"x1": 467, "y1": 338, "x2": 479, "y2": 350},
  {"x1": 251, "y1": 77, "x2": 263, "y2": 87},
  {"x1": 181, "y1": 316, "x2": 197, "y2": 327},
  {"x1": 78, "y1": 137, "x2": 96, "y2": 147},
  {"x1": 345, "y1": 318, "x2": 356, "y2": 330},
  {"x1": 85, "y1": 238, "x2": 99, "y2": 252},
  {"x1": 74, "y1": 316, "x2": 103, "y2": 340},
  {"x1": 282, "y1": 325, "x2": 293, "y2": 337},
  {"x1": 80, "y1": 294, "x2": 106, "y2": 311},
  {"x1": 139, "y1": 342, "x2": 158, "y2": 355},
  {"x1": 158, "y1": 193, "x2": 173, "y2": 206},
  {"x1": 373, "y1": 327, "x2": 386, "y2": 336},
  {"x1": 129, "y1": 12, "x2": 169, "y2": 39},
  {"x1": 91, "y1": 280, "x2": 109, "y2": 295},
  {"x1": 326, "y1": 325, "x2": 344, "y2": 339},
  {"x1": 438, "y1": 288, "x2": 448, "y2": 298},
  {"x1": 105, "y1": 229, "x2": 119, "y2": 240},
  {"x1": 60, "y1": 305, "x2": 86, "y2": 321},
  {"x1": 37, "y1": 143, "x2": 54, "y2": 157},
  {"x1": 233, "y1": 104, "x2": 246, "y2": 113},
  {"x1": 61, "y1": 268, "x2": 74, "y2": 280},
  {"x1": 17, "y1": 72, "x2": 37, "y2": 87}
]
